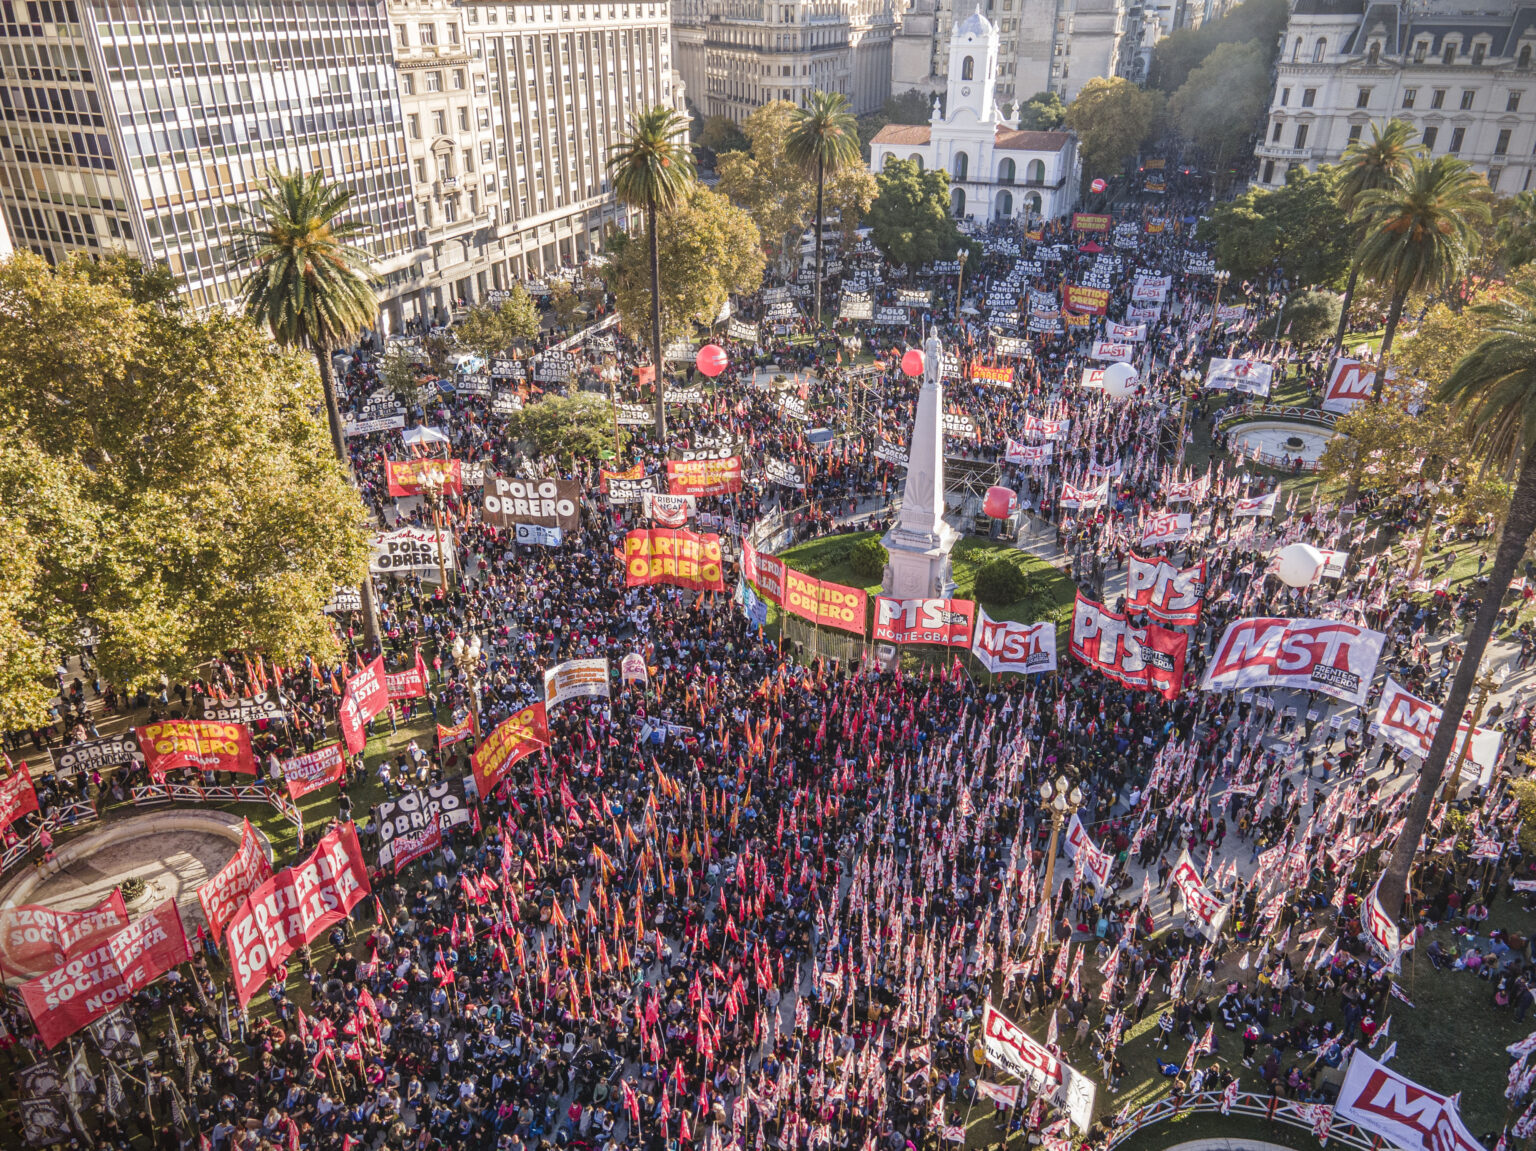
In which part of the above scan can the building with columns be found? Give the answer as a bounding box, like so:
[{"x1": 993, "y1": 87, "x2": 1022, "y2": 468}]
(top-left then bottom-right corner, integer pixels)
[{"x1": 869, "y1": 8, "x2": 1078, "y2": 221}]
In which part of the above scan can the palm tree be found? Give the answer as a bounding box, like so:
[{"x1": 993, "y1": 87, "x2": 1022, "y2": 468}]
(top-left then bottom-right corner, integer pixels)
[
  {"x1": 786, "y1": 91, "x2": 861, "y2": 327},
  {"x1": 1378, "y1": 276, "x2": 1536, "y2": 918},
  {"x1": 1352, "y1": 154, "x2": 1489, "y2": 360},
  {"x1": 237, "y1": 169, "x2": 382, "y2": 647},
  {"x1": 1495, "y1": 189, "x2": 1536, "y2": 270},
  {"x1": 1331, "y1": 120, "x2": 1420, "y2": 352},
  {"x1": 608, "y1": 106, "x2": 696, "y2": 439}
]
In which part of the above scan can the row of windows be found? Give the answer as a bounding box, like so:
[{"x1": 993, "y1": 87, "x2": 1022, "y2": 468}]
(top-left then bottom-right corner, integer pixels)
[
  {"x1": 462, "y1": 4, "x2": 662, "y2": 26},
  {"x1": 1274, "y1": 115, "x2": 1525, "y2": 158},
  {"x1": 1281, "y1": 83, "x2": 1523, "y2": 113},
  {"x1": 1292, "y1": 33, "x2": 1535, "y2": 67}
]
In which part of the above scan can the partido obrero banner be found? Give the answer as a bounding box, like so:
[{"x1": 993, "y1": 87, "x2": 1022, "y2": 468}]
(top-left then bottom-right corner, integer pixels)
[
  {"x1": 134, "y1": 720, "x2": 256, "y2": 780},
  {"x1": 385, "y1": 458, "x2": 463, "y2": 498},
  {"x1": 623, "y1": 529, "x2": 727, "y2": 592},
  {"x1": 782, "y1": 569, "x2": 867, "y2": 635},
  {"x1": 666, "y1": 457, "x2": 743, "y2": 496},
  {"x1": 472, "y1": 702, "x2": 550, "y2": 795}
]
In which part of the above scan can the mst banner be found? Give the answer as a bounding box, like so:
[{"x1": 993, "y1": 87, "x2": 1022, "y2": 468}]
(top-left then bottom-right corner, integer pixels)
[
  {"x1": 1170, "y1": 848, "x2": 1229, "y2": 941},
  {"x1": 623, "y1": 529, "x2": 727, "y2": 592},
  {"x1": 374, "y1": 779, "x2": 474, "y2": 868},
  {"x1": 1371, "y1": 677, "x2": 1502, "y2": 780},
  {"x1": 1203, "y1": 617, "x2": 1385, "y2": 706},
  {"x1": 545, "y1": 658, "x2": 611, "y2": 707},
  {"x1": 472, "y1": 702, "x2": 550, "y2": 795},
  {"x1": 135, "y1": 720, "x2": 256, "y2": 780},
  {"x1": 0, "y1": 890, "x2": 128, "y2": 979},
  {"x1": 1126, "y1": 553, "x2": 1205, "y2": 625},
  {"x1": 1070, "y1": 594, "x2": 1186, "y2": 700},
  {"x1": 1063, "y1": 813, "x2": 1114, "y2": 889},
  {"x1": 199, "y1": 818, "x2": 273, "y2": 943},
  {"x1": 225, "y1": 823, "x2": 371, "y2": 1006},
  {"x1": 971, "y1": 609, "x2": 1057, "y2": 674},
  {"x1": 980, "y1": 1003, "x2": 1096, "y2": 1132},
  {"x1": 385, "y1": 458, "x2": 462, "y2": 498},
  {"x1": 872, "y1": 597, "x2": 975, "y2": 646},
  {"x1": 1335, "y1": 1053, "x2": 1486, "y2": 1151},
  {"x1": 666, "y1": 458, "x2": 743, "y2": 496},
  {"x1": 481, "y1": 476, "x2": 582, "y2": 532},
  {"x1": 338, "y1": 655, "x2": 389, "y2": 754}
]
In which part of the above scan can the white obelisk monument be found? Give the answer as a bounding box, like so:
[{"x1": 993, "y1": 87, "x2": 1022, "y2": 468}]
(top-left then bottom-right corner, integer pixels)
[{"x1": 881, "y1": 331, "x2": 959, "y2": 598}]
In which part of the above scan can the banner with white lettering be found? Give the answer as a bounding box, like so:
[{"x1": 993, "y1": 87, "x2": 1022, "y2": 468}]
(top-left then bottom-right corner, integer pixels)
[
  {"x1": 642, "y1": 493, "x2": 696, "y2": 527},
  {"x1": 0, "y1": 768, "x2": 40, "y2": 834},
  {"x1": 1335, "y1": 1053, "x2": 1486, "y2": 1151},
  {"x1": 369, "y1": 527, "x2": 456, "y2": 574},
  {"x1": 374, "y1": 779, "x2": 474, "y2": 869},
  {"x1": 482, "y1": 476, "x2": 582, "y2": 533},
  {"x1": 338, "y1": 655, "x2": 389, "y2": 754},
  {"x1": 970, "y1": 609, "x2": 1057, "y2": 674},
  {"x1": 199, "y1": 818, "x2": 273, "y2": 944},
  {"x1": 1126, "y1": 553, "x2": 1205, "y2": 625},
  {"x1": 607, "y1": 474, "x2": 664, "y2": 506},
  {"x1": 764, "y1": 457, "x2": 806, "y2": 489},
  {"x1": 872, "y1": 597, "x2": 975, "y2": 646},
  {"x1": 1204, "y1": 617, "x2": 1385, "y2": 706},
  {"x1": 1322, "y1": 358, "x2": 1396, "y2": 415},
  {"x1": 1004, "y1": 439, "x2": 1053, "y2": 466},
  {"x1": 0, "y1": 890, "x2": 129, "y2": 979},
  {"x1": 1170, "y1": 848, "x2": 1229, "y2": 941},
  {"x1": 1070, "y1": 593, "x2": 1187, "y2": 701},
  {"x1": 1364, "y1": 875, "x2": 1402, "y2": 973},
  {"x1": 281, "y1": 745, "x2": 347, "y2": 801}
]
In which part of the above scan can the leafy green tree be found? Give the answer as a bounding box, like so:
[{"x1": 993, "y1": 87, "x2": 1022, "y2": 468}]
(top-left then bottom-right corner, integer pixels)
[
  {"x1": 0, "y1": 252, "x2": 370, "y2": 703},
  {"x1": 826, "y1": 165, "x2": 879, "y2": 248},
  {"x1": 1148, "y1": 0, "x2": 1287, "y2": 91},
  {"x1": 508, "y1": 393, "x2": 624, "y2": 464},
  {"x1": 866, "y1": 157, "x2": 963, "y2": 268},
  {"x1": 1065, "y1": 78, "x2": 1162, "y2": 184},
  {"x1": 1197, "y1": 167, "x2": 1348, "y2": 285},
  {"x1": 787, "y1": 90, "x2": 862, "y2": 324},
  {"x1": 1167, "y1": 41, "x2": 1270, "y2": 189},
  {"x1": 549, "y1": 280, "x2": 584, "y2": 331},
  {"x1": 455, "y1": 288, "x2": 540, "y2": 363},
  {"x1": 716, "y1": 101, "x2": 817, "y2": 274},
  {"x1": 1353, "y1": 154, "x2": 1490, "y2": 357},
  {"x1": 699, "y1": 116, "x2": 748, "y2": 155},
  {"x1": 608, "y1": 105, "x2": 696, "y2": 438},
  {"x1": 1495, "y1": 190, "x2": 1536, "y2": 269},
  {"x1": 1333, "y1": 119, "x2": 1421, "y2": 350},
  {"x1": 236, "y1": 169, "x2": 381, "y2": 646},
  {"x1": 1279, "y1": 289, "x2": 1342, "y2": 345},
  {"x1": 1017, "y1": 91, "x2": 1067, "y2": 130},
  {"x1": 885, "y1": 89, "x2": 934, "y2": 123},
  {"x1": 602, "y1": 186, "x2": 765, "y2": 344},
  {"x1": 1379, "y1": 276, "x2": 1536, "y2": 916},
  {"x1": 380, "y1": 344, "x2": 424, "y2": 403}
]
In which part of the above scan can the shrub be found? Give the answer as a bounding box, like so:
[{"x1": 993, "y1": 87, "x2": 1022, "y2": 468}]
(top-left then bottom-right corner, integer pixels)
[
  {"x1": 849, "y1": 538, "x2": 888, "y2": 581},
  {"x1": 974, "y1": 557, "x2": 1032, "y2": 604}
]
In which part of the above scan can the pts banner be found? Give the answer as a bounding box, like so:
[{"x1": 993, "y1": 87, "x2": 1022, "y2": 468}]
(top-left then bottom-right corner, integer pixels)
[
  {"x1": 1070, "y1": 594, "x2": 1187, "y2": 700},
  {"x1": 872, "y1": 597, "x2": 975, "y2": 646},
  {"x1": 1126, "y1": 553, "x2": 1205, "y2": 625}
]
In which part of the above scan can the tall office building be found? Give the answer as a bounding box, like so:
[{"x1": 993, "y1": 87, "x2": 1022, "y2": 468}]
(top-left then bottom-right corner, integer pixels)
[{"x1": 0, "y1": 0, "x2": 416, "y2": 313}]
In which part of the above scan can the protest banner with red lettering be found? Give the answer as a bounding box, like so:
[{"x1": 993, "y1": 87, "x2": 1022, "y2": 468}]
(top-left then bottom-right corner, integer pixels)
[
  {"x1": 1063, "y1": 284, "x2": 1109, "y2": 315},
  {"x1": 391, "y1": 823, "x2": 442, "y2": 874},
  {"x1": 872, "y1": 597, "x2": 975, "y2": 646},
  {"x1": 981, "y1": 1002, "x2": 1096, "y2": 1132},
  {"x1": 1080, "y1": 368, "x2": 1105, "y2": 389},
  {"x1": 225, "y1": 822, "x2": 371, "y2": 1006},
  {"x1": 599, "y1": 463, "x2": 644, "y2": 492},
  {"x1": 1004, "y1": 439, "x2": 1053, "y2": 466},
  {"x1": 623, "y1": 529, "x2": 727, "y2": 592},
  {"x1": 338, "y1": 656, "x2": 389, "y2": 754},
  {"x1": 1364, "y1": 876, "x2": 1402, "y2": 973},
  {"x1": 21, "y1": 900, "x2": 190, "y2": 1047},
  {"x1": 1106, "y1": 321, "x2": 1146, "y2": 342},
  {"x1": 971, "y1": 609, "x2": 1057, "y2": 674},
  {"x1": 282, "y1": 745, "x2": 346, "y2": 802},
  {"x1": 0, "y1": 890, "x2": 129, "y2": 978},
  {"x1": 1203, "y1": 617, "x2": 1386, "y2": 706},
  {"x1": 199, "y1": 818, "x2": 273, "y2": 943},
  {"x1": 1126, "y1": 553, "x2": 1206, "y2": 625},
  {"x1": 666, "y1": 457, "x2": 743, "y2": 496},
  {"x1": 1059, "y1": 480, "x2": 1108, "y2": 510},
  {"x1": 1063, "y1": 813, "x2": 1114, "y2": 889},
  {"x1": 1233, "y1": 491, "x2": 1278, "y2": 517},
  {"x1": 1140, "y1": 511, "x2": 1191, "y2": 547},
  {"x1": 1371, "y1": 677, "x2": 1503, "y2": 782},
  {"x1": 741, "y1": 541, "x2": 787, "y2": 604},
  {"x1": 385, "y1": 458, "x2": 463, "y2": 498},
  {"x1": 471, "y1": 702, "x2": 550, "y2": 796},
  {"x1": 544, "y1": 659, "x2": 611, "y2": 708},
  {"x1": 1335, "y1": 1052, "x2": 1486, "y2": 1151},
  {"x1": 1204, "y1": 357, "x2": 1273, "y2": 397},
  {"x1": 1070, "y1": 594, "x2": 1186, "y2": 701},
  {"x1": 1170, "y1": 848, "x2": 1229, "y2": 941},
  {"x1": 1089, "y1": 341, "x2": 1134, "y2": 362},
  {"x1": 135, "y1": 720, "x2": 256, "y2": 780},
  {"x1": 1321, "y1": 359, "x2": 1397, "y2": 415},
  {"x1": 782, "y1": 569, "x2": 867, "y2": 635},
  {"x1": 386, "y1": 650, "x2": 429, "y2": 701},
  {"x1": 0, "y1": 766, "x2": 39, "y2": 834},
  {"x1": 1022, "y1": 415, "x2": 1070, "y2": 440},
  {"x1": 1165, "y1": 477, "x2": 1209, "y2": 502},
  {"x1": 1071, "y1": 213, "x2": 1111, "y2": 233}
]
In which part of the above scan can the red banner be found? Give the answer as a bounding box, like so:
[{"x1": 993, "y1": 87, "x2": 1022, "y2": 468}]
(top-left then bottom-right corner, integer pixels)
[
  {"x1": 438, "y1": 714, "x2": 476, "y2": 749},
  {"x1": 225, "y1": 822, "x2": 371, "y2": 1006},
  {"x1": 665, "y1": 457, "x2": 743, "y2": 496},
  {"x1": 135, "y1": 720, "x2": 256, "y2": 780},
  {"x1": 472, "y1": 702, "x2": 550, "y2": 796},
  {"x1": 386, "y1": 650, "x2": 429, "y2": 700},
  {"x1": 623, "y1": 529, "x2": 727, "y2": 592},
  {"x1": 740, "y1": 542, "x2": 786, "y2": 604},
  {"x1": 21, "y1": 899, "x2": 191, "y2": 1047},
  {"x1": 1071, "y1": 212, "x2": 1111, "y2": 233},
  {"x1": 385, "y1": 458, "x2": 462, "y2": 498},
  {"x1": 0, "y1": 767, "x2": 38, "y2": 834},
  {"x1": 1063, "y1": 284, "x2": 1110, "y2": 315},
  {"x1": 782, "y1": 569, "x2": 868, "y2": 635},
  {"x1": 872, "y1": 596, "x2": 975, "y2": 646},
  {"x1": 0, "y1": 890, "x2": 129, "y2": 979},
  {"x1": 600, "y1": 462, "x2": 644, "y2": 491},
  {"x1": 338, "y1": 656, "x2": 389, "y2": 754},
  {"x1": 282, "y1": 745, "x2": 346, "y2": 801},
  {"x1": 1126, "y1": 553, "x2": 1206, "y2": 625},
  {"x1": 199, "y1": 818, "x2": 273, "y2": 943},
  {"x1": 391, "y1": 823, "x2": 442, "y2": 874},
  {"x1": 1069, "y1": 593, "x2": 1187, "y2": 700},
  {"x1": 968, "y1": 360, "x2": 1015, "y2": 385}
]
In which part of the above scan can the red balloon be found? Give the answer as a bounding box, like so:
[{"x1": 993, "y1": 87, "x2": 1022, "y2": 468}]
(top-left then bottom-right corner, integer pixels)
[
  {"x1": 696, "y1": 344, "x2": 728, "y2": 378},
  {"x1": 983, "y1": 485, "x2": 1018, "y2": 519},
  {"x1": 1091, "y1": 178, "x2": 1107, "y2": 194},
  {"x1": 900, "y1": 348, "x2": 925, "y2": 378}
]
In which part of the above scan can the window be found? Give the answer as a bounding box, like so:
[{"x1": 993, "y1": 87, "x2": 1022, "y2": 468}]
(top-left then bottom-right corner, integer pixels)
[
  {"x1": 952, "y1": 151, "x2": 968, "y2": 180},
  {"x1": 1443, "y1": 43, "x2": 1455, "y2": 64},
  {"x1": 1280, "y1": 87, "x2": 1291, "y2": 105},
  {"x1": 998, "y1": 157, "x2": 1015, "y2": 183},
  {"x1": 1263, "y1": 159, "x2": 1275, "y2": 182},
  {"x1": 463, "y1": 148, "x2": 474, "y2": 172},
  {"x1": 401, "y1": 74, "x2": 415, "y2": 96},
  {"x1": 1422, "y1": 125, "x2": 1438, "y2": 149},
  {"x1": 1348, "y1": 124, "x2": 1363, "y2": 143},
  {"x1": 1449, "y1": 126, "x2": 1464, "y2": 152},
  {"x1": 1295, "y1": 123, "x2": 1309, "y2": 148},
  {"x1": 1368, "y1": 42, "x2": 1380, "y2": 64},
  {"x1": 1272, "y1": 119, "x2": 1284, "y2": 141},
  {"x1": 453, "y1": 69, "x2": 466, "y2": 89},
  {"x1": 408, "y1": 113, "x2": 420, "y2": 139},
  {"x1": 1460, "y1": 89, "x2": 1474, "y2": 109},
  {"x1": 1356, "y1": 87, "x2": 1372, "y2": 107},
  {"x1": 961, "y1": 55, "x2": 974, "y2": 80},
  {"x1": 1313, "y1": 38, "x2": 1327, "y2": 62},
  {"x1": 1497, "y1": 128, "x2": 1512, "y2": 154},
  {"x1": 425, "y1": 71, "x2": 442, "y2": 92},
  {"x1": 419, "y1": 22, "x2": 436, "y2": 45},
  {"x1": 1292, "y1": 37, "x2": 1301, "y2": 62},
  {"x1": 433, "y1": 109, "x2": 446, "y2": 134},
  {"x1": 448, "y1": 22, "x2": 460, "y2": 44},
  {"x1": 1490, "y1": 167, "x2": 1502, "y2": 190},
  {"x1": 395, "y1": 24, "x2": 409, "y2": 46},
  {"x1": 1415, "y1": 41, "x2": 1427, "y2": 63},
  {"x1": 1302, "y1": 88, "x2": 1316, "y2": 107},
  {"x1": 415, "y1": 158, "x2": 426, "y2": 182},
  {"x1": 1510, "y1": 91, "x2": 1523, "y2": 111},
  {"x1": 458, "y1": 107, "x2": 469, "y2": 131},
  {"x1": 1402, "y1": 88, "x2": 1416, "y2": 108},
  {"x1": 1472, "y1": 43, "x2": 1485, "y2": 65},
  {"x1": 1522, "y1": 45, "x2": 1533, "y2": 67},
  {"x1": 1431, "y1": 88, "x2": 1446, "y2": 108}
]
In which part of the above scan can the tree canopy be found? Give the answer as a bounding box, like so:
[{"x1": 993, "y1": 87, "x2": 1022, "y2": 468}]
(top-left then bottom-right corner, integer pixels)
[
  {"x1": 715, "y1": 101, "x2": 818, "y2": 271},
  {"x1": 1195, "y1": 166, "x2": 1351, "y2": 285},
  {"x1": 1064, "y1": 78, "x2": 1162, "y2": 183},
  {"x1": 866, "y1": 157, "x2": 963, "y2": 268},
  {"x1": 454, "y1": 288, "x2": 541, "y2": 363},
  {"x1": 0, "y1": 252, "x2": 371, "y2": 720},
  {"x1": 507, "y1": 393, "x2": 624, "y2": 464},
  {"x1": 1148, "y1": 0, "x2": 1287, "y2": 92},
  {"x1": 1167, "y1": 41, "x2": 1271, "y2": 179},
  {"x1": 1016, "y1": 91, "x2": 1067, "y2": 131}
]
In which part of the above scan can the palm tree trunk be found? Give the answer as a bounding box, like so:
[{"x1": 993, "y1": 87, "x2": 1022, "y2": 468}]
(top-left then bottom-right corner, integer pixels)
[
  {"x1": 1379, "y1": 291, "x2": 1406, "y2": 359},
  {"x1": 647, "y1": 196, "x2": 666, "y2": 441},
  {"x1": 1379, "y1": 448, "x2": 1536, "y2": 918},
  {"x1": 314, "y1": 343, "x2": 382, "y2": 653},
  {"x1": 1333, "y1": 263, "x2": 1360, "y2": 353},
  {"x1": 813, "y1": 155, "x2": 825, "y2": 328}
]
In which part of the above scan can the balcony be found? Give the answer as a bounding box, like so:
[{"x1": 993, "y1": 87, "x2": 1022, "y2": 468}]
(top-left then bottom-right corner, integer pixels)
[{"x1": 1255, "y1": 144, "x2": 1313, "y2": 161}]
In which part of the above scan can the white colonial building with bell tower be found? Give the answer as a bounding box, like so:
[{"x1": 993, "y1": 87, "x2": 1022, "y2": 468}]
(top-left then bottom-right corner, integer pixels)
[{"x1": 870, "y1": 6, "x2": 1081, "y2": 223}]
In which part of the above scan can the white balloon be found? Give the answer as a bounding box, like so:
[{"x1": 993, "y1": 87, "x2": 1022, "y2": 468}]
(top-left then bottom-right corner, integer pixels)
[
  {"x1": 1273, "y1": 542, "x2": 1324, "y2": 588},
  {"x1": 1102, "y1": 361, "x2": 1138, "y2": 399}
]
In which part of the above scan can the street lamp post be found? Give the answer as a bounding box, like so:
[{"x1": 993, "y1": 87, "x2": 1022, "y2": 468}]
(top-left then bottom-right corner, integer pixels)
[
  {"x1": 1442, "y1": 661, "x2": 1508, "y2": 801},
  {"x1": 955, "y1": 248, "x2": 969, "y2": 322},
  {"x1": 1209, "y1": 269, "x2": 1232, "y2": 347},
  {"x1": 450, "y1": 632, "x2": 484, "y2": 737},
  {"x1": 1174, "y1": 367, "x2": 1202, "y2": 469},
  {"x1": 1039, "y1": 773, "x2": 1084, "y2": 903}
]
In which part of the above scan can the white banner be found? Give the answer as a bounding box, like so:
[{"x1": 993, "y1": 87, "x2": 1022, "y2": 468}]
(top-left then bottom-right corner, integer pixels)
[
  {"x1": 1004, "y1": 439, "x2": 1053, "y2": 466},
  {"x1": 642, "y1": 493, "x2": 696, "y2": 527},
  {"x1": 1140, "y1": 511, "x2": 1191, "y2": 546},
  {"x1": 1106, "y1": 321, "x2": 1146, "y2": 342},
  {"x1": 543, "y1": 658, "x2": 611, "y2": 707},
  {"x1": 980, "y1": 1003, "x2": 1096, "y2": 1132},
  {"x1": 1371, "y1": 677, "x2": 1503, "y2": 784},
  {"x1": 369, "y1": 527, "x2": 456, "y2": 574},
  {"x1": 1063, "y1": 813, "x2": 1114, "y2": 889},
  {"x1": 1364, "y1": 875, "x2": 1401, "y2": 974},
  {"x1": 1205, "y1": 357, "x2": 1273, "y2": 397},
  {"x1": 1089, "y1": 341, "x2": 1134, "y2": 362},
  {"x1": 1335, "y1": 1053, "x2": 1486, "y2": 1151},
  {"x1": 1203, "y1": 618, "x2": 1386, "y2": 706},
  {"x1": 1233, "y1": 491, "x2": 1278, "y2": 518},
  {"x1": 971, "y1": 609, "x2": 1057, "y2": 674},
  {"x1": 1171, "y1": 848, "x2": 1229, "y2": 941},
  {"x1": 1059, "y1": 480, "x2": 1108, "y2": 510}
]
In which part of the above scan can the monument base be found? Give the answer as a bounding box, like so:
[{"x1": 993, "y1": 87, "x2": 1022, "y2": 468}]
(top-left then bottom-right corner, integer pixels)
[{"x1": 881, "y1": 522, "x2": 960, "y2": 599}]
